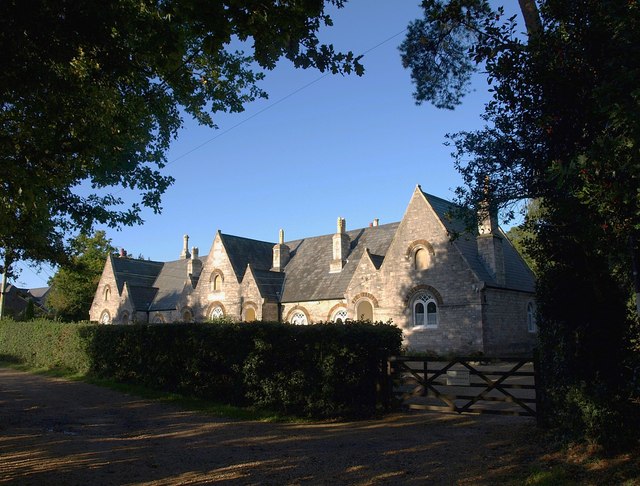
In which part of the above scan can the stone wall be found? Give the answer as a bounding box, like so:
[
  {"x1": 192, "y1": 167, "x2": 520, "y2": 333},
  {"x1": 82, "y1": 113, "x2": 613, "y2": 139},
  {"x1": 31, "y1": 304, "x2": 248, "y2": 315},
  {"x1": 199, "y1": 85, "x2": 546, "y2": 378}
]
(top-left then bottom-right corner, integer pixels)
[{"x1": 482, "y1": 288, "x2": 537, "y2": 356}]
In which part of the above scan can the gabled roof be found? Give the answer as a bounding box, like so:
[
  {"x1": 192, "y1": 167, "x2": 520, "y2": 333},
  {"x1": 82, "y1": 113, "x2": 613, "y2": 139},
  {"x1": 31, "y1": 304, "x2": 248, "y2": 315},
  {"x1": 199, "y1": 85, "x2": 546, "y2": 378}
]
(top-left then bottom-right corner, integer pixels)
[
  {"x1": 280, "y1": 222, "x2": 400, "y2": 302},
  {"x1": 148, "y1": 259, "x2": 190, "y2": 311},
  {"x1": 219, "y1": 233, "x2": 274, "y2": 281},
  {"x1": 110, "y1": 256, "x2": 163, "y2": 293},
  {"x1": 422, "y1": 191, "x2": 535, "y2": 293}
]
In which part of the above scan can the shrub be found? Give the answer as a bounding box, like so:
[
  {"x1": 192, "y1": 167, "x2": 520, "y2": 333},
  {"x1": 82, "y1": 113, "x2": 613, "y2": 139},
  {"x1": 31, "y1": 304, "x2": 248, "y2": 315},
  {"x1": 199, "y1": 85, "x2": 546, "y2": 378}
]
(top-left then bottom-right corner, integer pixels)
[{"x1": 0, "y1": 319, "x2": 402, "y2": 418}]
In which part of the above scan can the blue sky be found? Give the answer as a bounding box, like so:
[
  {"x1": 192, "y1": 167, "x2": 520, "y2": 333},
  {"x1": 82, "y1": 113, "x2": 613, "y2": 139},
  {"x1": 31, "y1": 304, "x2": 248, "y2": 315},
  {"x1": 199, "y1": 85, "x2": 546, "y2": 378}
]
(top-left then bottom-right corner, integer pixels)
[{"x1": 13, "y1": 1, "x2": 520, "y2": 289}]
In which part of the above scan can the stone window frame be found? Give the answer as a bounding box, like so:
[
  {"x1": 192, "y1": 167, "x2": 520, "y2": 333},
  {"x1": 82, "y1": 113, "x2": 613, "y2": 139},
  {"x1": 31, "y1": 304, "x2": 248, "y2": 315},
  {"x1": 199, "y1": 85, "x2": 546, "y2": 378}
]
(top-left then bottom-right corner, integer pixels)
[
  {"x1": 152, "y1": 314, "x2": 165, "y2": 324},
  {"x1": 99, "y1": 310, "x2": 111, "y2": 324},
  {"x1": 410, "y1": 292, "x2": 439, "y2": 329},
  {"x1": 406, "y1": 240, "x2": 435, "y2": 271},
  {"x1": 210, "y1": 270, "x2": 224, "y2": 292},
  {"x1": 404, "y1": 285, "x2": 443, "y2": 330},
  {"x1": 207, "y1": 301, "x2": 227, "y2": 320},
  {"x1": 327, "y1": 303, "x2": 348, "y2": 323},
  {"x1": 104, "y1": 285, "x2": 111, "y2": 302},
  {"x1": 243, "y1": 301, "x2": 258, "y2": 322},
  {"x1": 527, "y1": 302, "x2": 537, "y2": 333},
  {"x1": 286, "y1": 305, "x2": 311, "y2": 325}
]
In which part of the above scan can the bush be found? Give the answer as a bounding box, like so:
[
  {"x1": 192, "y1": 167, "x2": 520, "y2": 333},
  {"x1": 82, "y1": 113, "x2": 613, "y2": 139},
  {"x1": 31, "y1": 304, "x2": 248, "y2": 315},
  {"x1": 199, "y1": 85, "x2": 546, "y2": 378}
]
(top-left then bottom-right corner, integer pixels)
[{"x1": 0, "y1": 319, "x2": 402, "y2": 418}]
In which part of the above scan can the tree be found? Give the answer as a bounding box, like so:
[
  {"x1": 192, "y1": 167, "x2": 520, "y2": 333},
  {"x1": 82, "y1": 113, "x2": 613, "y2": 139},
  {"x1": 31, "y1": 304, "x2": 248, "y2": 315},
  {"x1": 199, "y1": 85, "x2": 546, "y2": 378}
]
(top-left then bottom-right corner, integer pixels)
[
  {"x1": 0, "y1": 0, "x2": 362, "y2": 273},
  {"x1": 400, "y1": 0, "x2": 640, "y2": 449},
  {"x1": 47, "y1": 231, "x2": 115, "y2": 321}
]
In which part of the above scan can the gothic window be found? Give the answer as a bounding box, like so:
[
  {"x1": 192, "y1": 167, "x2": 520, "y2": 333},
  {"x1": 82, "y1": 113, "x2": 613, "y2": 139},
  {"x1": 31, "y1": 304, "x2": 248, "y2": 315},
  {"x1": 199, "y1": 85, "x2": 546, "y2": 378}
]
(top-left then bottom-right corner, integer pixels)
[
  {"x1": 104, "y1": 286, "x2": 111, "y2": 301},
  {"x1": 414, "y1": 248, "x2": 429, "y2": 270},
  {"x1": 120, "y1": 311, "x2": 129, "y2": 325},
  {"x1": 412, "y1": 293, "x2": 438, "y2": 328},
  {"x1": 290, "y1": 311, "x2": 308, "y2": 325},
  {"x1": 152, "y1": 315, "x2": 165, "y2": 324},
  {"x1": 99, "y1": 310, "x2": 111, "y2": 324},
  {"x1": 332, "y1": 308, "x2": 348, "y2": 323},
  {"x1": 355, "y1": 300, "x2": 374, "y2": 321},
  {"x1": 527, "y1": 302, "x2": 537, "y2": 333},
  {"x1": 210, "y1": 306, "x2": 224, "y2": 319}
]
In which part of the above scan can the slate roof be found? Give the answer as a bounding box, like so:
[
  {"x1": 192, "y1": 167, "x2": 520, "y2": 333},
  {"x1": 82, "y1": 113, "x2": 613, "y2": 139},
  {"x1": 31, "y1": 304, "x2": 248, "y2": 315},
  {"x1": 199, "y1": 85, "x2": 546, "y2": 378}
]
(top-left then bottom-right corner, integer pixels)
[
  {"x1": 422, "y1": 191, "x2": 535, "y2": 293},
  {"x1": 107, "y1": 190, "x2": 534, "y2": 313},
  {"x1": 280, "y1": 223, "x2": 400, "y2": 302}
]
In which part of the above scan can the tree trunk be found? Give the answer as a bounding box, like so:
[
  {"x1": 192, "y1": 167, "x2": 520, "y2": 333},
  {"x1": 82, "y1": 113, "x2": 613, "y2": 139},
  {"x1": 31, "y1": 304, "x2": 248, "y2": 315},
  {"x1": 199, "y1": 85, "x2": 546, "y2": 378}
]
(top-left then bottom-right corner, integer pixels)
[{"x1": 518, "y1": 0, "x2": 542, "y2": 35}]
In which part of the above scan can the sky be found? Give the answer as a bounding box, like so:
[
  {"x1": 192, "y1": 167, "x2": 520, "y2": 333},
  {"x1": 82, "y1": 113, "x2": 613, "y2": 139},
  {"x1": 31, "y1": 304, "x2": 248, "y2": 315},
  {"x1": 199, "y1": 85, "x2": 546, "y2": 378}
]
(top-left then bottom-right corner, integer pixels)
[{"x1": 12, "y1": 0, "x2": 522, "y2": 290}]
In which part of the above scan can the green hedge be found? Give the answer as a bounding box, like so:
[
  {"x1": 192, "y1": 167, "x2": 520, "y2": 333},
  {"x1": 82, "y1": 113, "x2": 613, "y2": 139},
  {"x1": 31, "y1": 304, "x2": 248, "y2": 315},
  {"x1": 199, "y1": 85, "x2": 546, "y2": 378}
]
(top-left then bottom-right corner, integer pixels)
[{"x1": 0, "y1": 319, "x2": 402, "y2": 418}]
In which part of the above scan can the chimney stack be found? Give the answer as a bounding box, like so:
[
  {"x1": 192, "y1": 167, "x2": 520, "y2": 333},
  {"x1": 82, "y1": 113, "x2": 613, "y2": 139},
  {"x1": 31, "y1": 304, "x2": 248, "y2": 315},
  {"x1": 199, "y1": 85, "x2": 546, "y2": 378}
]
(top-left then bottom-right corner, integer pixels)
[
  {"x1": 330, "y1": 217, "x2": 351, "y2": 273},
  {"x1": 477, "y1": 201, "x2": 506, "y2": 286},
  {"x1": 271, "y1": 229, "x2": 290, "y2": 272},
  {"x1": 188, "y1": 246, "x2": 202, "y2": 279},
  {"x1": 180, "y1": 234, "x2": 191, "y2": 259}
]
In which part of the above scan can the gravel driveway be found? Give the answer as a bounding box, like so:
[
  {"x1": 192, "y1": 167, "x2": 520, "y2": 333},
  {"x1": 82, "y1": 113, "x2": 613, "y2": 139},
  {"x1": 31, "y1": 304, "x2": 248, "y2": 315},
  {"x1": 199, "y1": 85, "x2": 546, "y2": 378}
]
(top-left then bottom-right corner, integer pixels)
[{"x1": 0, "y1": 367, "x2": 541, "y2": 485}]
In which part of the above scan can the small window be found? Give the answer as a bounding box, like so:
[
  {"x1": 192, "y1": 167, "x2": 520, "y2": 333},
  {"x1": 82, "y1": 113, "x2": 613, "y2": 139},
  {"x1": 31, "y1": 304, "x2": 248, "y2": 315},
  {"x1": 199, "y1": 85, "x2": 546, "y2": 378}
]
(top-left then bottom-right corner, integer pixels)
[
  {"x1": 121, "y1": 312, "x2": 129, "y2": 325},
  {"x1": 332, "y1": 308, "x2": 348, "y2": 323},
  {"x1": 527, "y1": 303, "x2": 537, "y2": 333},
  {"x1": 104, "y1": 287, "x2": 111, "y2": 301},
  {"x1": 414, "y1": 248, "x2": 429, "y2": 270},
  {"x1": 182, "y1": 310, "x2": 193, "y2": 323},
  {"x1": 211, "y1": 273, "x2": 222, "y2": 291},
  {"x1": 100, "y1": 310, "x2": 111, "y2": 324},
  {"x1": 210, "y1": 306, "x2": 224, "y2": 319},
  {"x1": 356, "y1": 300, "x2": 374, "y2": 321},
  {"x1": 412, "y1": 293, "x2": 438, "y2": 328},
  {"x1": 245, "y1": 307, "x2": 256, "y2": 322},
  {"x1": 290, "y1": 311, "x2": 308, "y2": 325}
]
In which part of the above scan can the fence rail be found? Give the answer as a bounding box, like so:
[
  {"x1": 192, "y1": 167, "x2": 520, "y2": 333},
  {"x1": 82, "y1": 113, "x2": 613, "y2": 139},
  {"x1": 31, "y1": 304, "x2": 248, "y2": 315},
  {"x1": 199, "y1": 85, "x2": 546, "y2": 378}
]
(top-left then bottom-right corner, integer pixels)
[{"x1": 388, "y1": 356, "x2": 537, "y2": 417}]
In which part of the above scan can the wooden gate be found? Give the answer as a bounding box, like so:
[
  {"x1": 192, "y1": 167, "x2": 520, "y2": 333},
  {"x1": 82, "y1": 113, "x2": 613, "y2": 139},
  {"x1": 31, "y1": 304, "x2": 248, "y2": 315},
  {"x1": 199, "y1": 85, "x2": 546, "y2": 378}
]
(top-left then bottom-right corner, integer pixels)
[{"x1": 388, "y1": 356, "x2": 537, "y2": 417}]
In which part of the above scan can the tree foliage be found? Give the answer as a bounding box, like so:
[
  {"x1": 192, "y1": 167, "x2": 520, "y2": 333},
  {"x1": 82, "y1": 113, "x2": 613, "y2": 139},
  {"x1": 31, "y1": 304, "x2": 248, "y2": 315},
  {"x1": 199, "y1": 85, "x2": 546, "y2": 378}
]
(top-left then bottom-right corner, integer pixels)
[
  {"x1": 46, "y1": 231, "x2": 115, "y2": 322},
  {"x1": 401, "y1": 0, "x2": 640, "y2": 449},
  {"x1": 0, "y1": 0, "x2": 362, "y2": 272}
]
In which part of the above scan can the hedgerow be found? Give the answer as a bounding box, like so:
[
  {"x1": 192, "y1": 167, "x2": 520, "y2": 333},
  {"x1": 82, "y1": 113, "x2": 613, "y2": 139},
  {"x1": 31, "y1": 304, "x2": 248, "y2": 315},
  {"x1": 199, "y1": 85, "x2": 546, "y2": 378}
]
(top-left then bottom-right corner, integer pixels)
[{"x1": 0, "y1": 319, "x2": 402, "y2": 418}]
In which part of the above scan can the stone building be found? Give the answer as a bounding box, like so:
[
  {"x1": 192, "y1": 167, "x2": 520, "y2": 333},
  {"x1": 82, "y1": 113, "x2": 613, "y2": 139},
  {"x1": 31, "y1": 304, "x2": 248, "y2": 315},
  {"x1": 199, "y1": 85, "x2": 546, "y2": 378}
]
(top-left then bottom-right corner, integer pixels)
[{"x1": 89, "y1": 186, "x2": 537, "y2": 355}]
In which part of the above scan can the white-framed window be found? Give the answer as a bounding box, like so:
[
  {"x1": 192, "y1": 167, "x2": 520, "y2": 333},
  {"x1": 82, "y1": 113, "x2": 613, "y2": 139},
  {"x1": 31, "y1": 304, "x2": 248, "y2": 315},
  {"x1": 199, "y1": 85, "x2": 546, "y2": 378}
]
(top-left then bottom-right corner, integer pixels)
[
  {"x1": 290, "y1": 311, "x2": 308, "y2": 325},
  {"x1": 527, "y1": 302, "x2": 537, "y2": 333},
  {"x1": 332, "y1": 308, "x2": 348, "y2": 323},
  {"x1": 411, "y1": 293, "x2": 438, "y2": 328},
  {"x1": 210, "y1": 306, "x2": 224, "y2": 319},
  {"x1": 100, "y1": 310, "x2": 111, "y2": 324}
]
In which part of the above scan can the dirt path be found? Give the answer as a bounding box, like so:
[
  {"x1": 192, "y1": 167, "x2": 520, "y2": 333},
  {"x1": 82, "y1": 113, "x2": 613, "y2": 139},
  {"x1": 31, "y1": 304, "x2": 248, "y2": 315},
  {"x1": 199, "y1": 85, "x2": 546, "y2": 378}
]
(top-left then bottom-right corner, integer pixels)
[{"x1": 0, "y1": 367, "x2": 543, "y2": 485}]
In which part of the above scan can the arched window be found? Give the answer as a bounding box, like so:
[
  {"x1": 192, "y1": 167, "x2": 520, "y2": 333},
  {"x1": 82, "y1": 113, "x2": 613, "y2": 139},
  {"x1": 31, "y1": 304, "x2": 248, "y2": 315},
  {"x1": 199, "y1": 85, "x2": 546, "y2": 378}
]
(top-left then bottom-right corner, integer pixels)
[
  {"x1": 104, "y1": 286, "x2": 111, "y2": 301},
  {"x1": 412, "y1": 293, "x2": 438, "y2": 328},
  {"x1": 245, "y1": 307, "x2": 256, "y2": 322},
  {"x1": 100, "y1": 310, "x2": 111, "y2": 324},
  {"x1": 182, "y1": 309, "x2": 193, "y2": 323},
  {"x1": 332, "y1": 308, "x2": 348, "y2": 323},
  {"x1": 356, "y1": 300, "x2": 374, "y2": 321},
  {"x1": 211, "y1": 273, "x2": 222, "y2": 291},
  {"x1": 527, "y1": 302, "x2": 537, "y2": 333},
  {"x1": 210, "y1": 306, "x2": 224, "y2": 319},
  {"x1": 414, "y1": 248, "x2": 429, "y2": 270},
  {"x1": 120, "y1": 311, "x2": 129, "y2": 325},
  {"x1": 152, "y1": 315, "x2": 164, "y2": 324},
  {"x1": 290, "y1": 311, "x2": 308, "y2": 325}
]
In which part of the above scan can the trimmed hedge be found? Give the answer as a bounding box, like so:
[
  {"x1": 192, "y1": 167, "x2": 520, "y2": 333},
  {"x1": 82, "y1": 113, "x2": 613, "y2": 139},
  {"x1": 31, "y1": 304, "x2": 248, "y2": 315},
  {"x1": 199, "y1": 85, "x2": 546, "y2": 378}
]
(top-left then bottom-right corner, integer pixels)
[{"x1": 0, "y1": 319, "x2": 402, "y2": 418}]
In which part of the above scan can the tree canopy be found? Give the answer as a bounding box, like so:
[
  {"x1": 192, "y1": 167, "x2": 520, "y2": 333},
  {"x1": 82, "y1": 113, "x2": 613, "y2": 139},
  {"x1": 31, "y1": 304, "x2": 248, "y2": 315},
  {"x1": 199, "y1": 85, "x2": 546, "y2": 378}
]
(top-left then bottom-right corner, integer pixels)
[
  {"x1": 401, "y1": 0, "x2": 640, "y2": 449},
  {"x1": 0, "y1": 0, "x2": 362, "y2": 274},
  {"x1": 46, "y1": 231, "x2": 115, "y2": 322}
]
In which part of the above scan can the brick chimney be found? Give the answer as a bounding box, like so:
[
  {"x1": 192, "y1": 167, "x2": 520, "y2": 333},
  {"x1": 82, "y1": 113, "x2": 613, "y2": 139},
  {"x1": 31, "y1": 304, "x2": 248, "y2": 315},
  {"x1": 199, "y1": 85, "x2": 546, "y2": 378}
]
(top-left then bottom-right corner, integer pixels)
[
  {"x1": 330, "y1": 217, "x2": 351, "y2": 273},
  {"x1": 271, "y1": 229, "x2": 290, "y2": 272}
]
